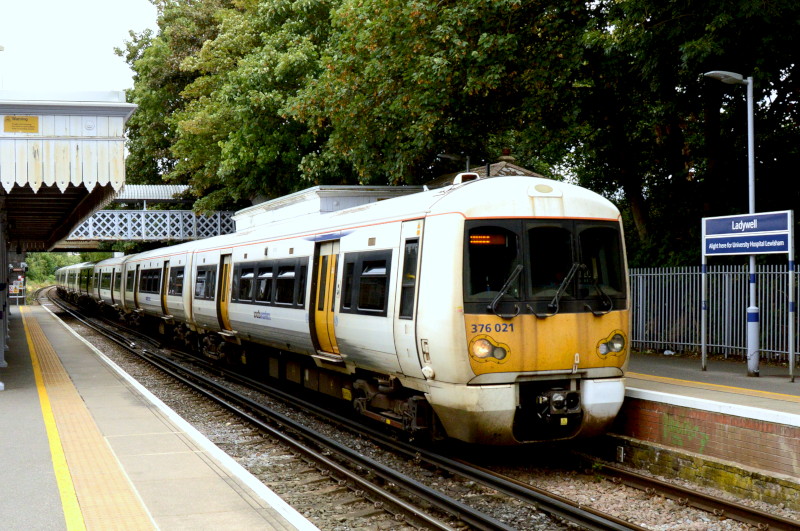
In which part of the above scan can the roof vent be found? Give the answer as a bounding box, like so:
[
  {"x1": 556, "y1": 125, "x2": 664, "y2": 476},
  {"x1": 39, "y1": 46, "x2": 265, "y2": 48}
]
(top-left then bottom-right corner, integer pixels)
[{"x1": 453, "y1": 172, "x2": 480, "y2": 185}]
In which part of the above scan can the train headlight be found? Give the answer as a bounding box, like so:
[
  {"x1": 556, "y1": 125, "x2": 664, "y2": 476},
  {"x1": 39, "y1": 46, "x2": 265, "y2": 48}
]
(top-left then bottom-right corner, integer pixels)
[
  {"x1": 608, "y1": 333, "x2": 625, "y2": 352},
  {"x1": 468, "y1": 335, "x2": 511, "y2": 363},
  {"x1": 492, "y1": 346, "x2": 507, "y2": 360},
  {"x1": 596, "y1": 330, "x2": 627, "y2": 359},
  {"x1": 471, "y1": 338, "x2": 493, "y2": 359}
]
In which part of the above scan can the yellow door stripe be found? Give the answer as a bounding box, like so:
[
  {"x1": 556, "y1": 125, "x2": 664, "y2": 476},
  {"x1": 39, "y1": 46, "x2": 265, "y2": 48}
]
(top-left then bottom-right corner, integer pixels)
[{"x1": 21, "y1": 306, "x2": 155, "y2": 530}]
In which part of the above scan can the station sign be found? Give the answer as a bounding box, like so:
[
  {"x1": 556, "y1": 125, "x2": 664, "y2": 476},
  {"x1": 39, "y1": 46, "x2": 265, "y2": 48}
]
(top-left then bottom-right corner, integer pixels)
[{"x1": 702, "y1": 210, "x2": 793, "y2": 256}]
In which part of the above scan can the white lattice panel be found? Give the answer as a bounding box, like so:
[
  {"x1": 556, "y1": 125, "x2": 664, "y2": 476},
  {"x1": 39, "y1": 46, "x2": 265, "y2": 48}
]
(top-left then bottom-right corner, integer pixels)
[{"x1": 68, "y1": 210, "x2": 234, "y2": 241}]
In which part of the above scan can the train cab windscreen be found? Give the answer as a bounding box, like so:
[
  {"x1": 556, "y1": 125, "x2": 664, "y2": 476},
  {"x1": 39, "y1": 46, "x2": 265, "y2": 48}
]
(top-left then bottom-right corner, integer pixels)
[{"x1": 464, "y1": 219, "x2": 625, "y2": 316}]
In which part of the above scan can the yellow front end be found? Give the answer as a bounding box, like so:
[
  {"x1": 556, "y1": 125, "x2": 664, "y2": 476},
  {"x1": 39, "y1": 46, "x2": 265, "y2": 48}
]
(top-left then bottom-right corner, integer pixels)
[
  {"x1": 444, "y1": 310, "x2": 628, "y2": 444},
  {"x1": 464, "y1": 311, "x2": 629, "y2": 375}
]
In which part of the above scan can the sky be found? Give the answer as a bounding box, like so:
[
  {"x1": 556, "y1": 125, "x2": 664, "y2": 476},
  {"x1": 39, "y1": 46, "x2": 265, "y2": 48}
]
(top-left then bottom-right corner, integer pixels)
[{"x1": 0, "y1": 0, "x2": 158, "y2": 93}]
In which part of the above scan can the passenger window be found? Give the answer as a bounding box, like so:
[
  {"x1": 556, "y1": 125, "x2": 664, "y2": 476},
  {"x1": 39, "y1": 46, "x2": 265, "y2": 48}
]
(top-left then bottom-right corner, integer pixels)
[
  {"x1": 139, "y1": 269, "x2": 162, "y2": 294},
  {"x1": 237, "y1": 267, "x2": 255, "y2": 301},
  {"x1": 341, "y1": 262, "x2": 355, "y2": 310},
  {"x1": 114, "y1": 272, "x2": 122, "y2": 291},
  {"x1": 194, "y1": 266, "x2": 217, "y2": 300},
  {"x1": 101, "y1": 273, "x2": 112, "y2": 290},
  {"x1": 168, "y1": 266, "x2": 185, "y2": 296},
  {"x1": 358, "y1": 260, "x2": 388, "y2": 310},
  {"x1": 255, "y1": 266, "x2": 273, "y2": 303},
  {"x1": 297, "y1": 264, "x2": 307, "y2": 308},
  {"x1": 399, "y1": 239, "x2": 419, "y2": 319},
  {"x1": 275, "y1": 265, "x2": 296, "y2": 305},
  {"x1": 126, "y1": 271, "x2": 135, "y2": 292},
  {"x1": 340, "y1": 251, "x2": 392, "y2": 316}
]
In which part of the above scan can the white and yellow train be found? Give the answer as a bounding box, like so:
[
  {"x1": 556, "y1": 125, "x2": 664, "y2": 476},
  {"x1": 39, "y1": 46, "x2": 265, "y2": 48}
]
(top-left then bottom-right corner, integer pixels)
[{"x1": 56, "y1": 174, "x2": 629, "y2": 445}]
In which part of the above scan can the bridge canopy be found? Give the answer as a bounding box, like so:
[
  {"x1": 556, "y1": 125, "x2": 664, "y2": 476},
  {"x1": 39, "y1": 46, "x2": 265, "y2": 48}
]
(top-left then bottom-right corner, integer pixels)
[{"x1": 113, "y1": 184, "x2": 191, "y2": 204}]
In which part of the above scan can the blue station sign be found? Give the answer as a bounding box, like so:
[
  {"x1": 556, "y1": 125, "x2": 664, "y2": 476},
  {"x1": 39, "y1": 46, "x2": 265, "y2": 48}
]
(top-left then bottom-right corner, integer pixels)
[{"x1": 702, "y1": 211, "x2": 793, "y2": 256}]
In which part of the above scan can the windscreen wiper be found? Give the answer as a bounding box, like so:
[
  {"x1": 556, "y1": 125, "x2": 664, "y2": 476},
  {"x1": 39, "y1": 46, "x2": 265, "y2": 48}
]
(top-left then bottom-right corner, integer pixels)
[
  {"x1": 534, "y1": 262, "x2": 583, "y2": 319},
  {"x1": 584, "y1": 275, "x2": 614, "y2": 316},
  {"x1": 487, "y1": 264, "x2": 523, "y2": 319}
]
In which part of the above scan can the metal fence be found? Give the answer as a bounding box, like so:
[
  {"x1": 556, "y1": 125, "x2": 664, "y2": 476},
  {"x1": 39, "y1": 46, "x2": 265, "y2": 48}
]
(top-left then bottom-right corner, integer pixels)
[{"x1": 631, "y1": 265, "x2": 798, "y2": 361}]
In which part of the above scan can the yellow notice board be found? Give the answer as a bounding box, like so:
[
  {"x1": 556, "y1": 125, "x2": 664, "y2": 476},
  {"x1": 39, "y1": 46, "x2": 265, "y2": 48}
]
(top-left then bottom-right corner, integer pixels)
[{"x1": 4, "y1": 115, "x2": 39, "y2": 133}]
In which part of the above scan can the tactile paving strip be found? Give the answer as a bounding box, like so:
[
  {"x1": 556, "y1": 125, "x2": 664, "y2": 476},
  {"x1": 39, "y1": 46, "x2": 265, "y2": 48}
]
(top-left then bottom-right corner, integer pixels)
[{"x1": 22, "y1": 306, "x2": 155, "y2": 530}]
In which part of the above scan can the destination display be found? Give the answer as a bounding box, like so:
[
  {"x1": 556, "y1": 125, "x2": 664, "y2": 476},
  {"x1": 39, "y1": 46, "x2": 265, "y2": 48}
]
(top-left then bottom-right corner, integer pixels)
[{"x1": 702, "y1": 210, "x2": 792, "y2": 256}]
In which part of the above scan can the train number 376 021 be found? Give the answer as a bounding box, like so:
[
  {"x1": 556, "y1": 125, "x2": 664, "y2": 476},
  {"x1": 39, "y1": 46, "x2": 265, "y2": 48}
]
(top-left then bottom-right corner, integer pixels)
[{"x1": 470, "y1": 323, "x2": 515, "y2": 333}]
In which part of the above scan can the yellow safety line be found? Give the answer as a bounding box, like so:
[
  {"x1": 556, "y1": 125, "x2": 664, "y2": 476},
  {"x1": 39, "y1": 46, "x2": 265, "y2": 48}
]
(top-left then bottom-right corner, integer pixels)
[
  {"x1": 22, "y1": 306, "x2": 86, "y2": 531},
  {"x1": 628, "y1": 371, "x2": 800, "y2": 403}
]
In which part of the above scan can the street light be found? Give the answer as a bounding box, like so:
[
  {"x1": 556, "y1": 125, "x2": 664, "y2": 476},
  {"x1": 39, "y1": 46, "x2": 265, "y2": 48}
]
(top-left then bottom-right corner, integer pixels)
[{"x1": 704, "y1": 70, "x2": 759, "y2": 376}]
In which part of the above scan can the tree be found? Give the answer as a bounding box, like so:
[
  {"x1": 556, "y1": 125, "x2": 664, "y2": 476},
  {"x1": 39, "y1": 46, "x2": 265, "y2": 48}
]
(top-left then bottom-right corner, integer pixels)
[
  {"x1": 120, "y1": 0, "x2": 233, "y2": 186},
  {"x1": 294, "y1": 0, "x2": 548, "y2": 183},
  {"x1": 24, "y1": 253, "x2": 82, "y2": 283},
  {"x1": 120, "y1": 0, "x2": 800, "y2": 266},
  {"x1": 165, "y1": 0, "x2": 359, "y2": 212}
]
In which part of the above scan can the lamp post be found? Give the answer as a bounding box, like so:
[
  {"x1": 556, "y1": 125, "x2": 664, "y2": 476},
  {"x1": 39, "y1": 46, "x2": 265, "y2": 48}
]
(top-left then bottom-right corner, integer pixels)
[{"x1": 705, "y1": 70, "x2": 759, "y2": 376}]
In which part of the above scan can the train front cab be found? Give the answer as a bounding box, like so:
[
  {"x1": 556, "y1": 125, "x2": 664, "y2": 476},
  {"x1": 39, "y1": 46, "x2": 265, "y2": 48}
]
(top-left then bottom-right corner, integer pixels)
[{"x1": 451, "y1": 215, "x2": 629, "y2": 444}]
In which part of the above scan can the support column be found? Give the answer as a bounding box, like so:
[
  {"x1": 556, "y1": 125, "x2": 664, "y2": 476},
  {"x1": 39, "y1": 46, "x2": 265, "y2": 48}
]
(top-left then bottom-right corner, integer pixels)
[{"x1": 1, "y1": 212, "x2": 7, "y2": 391}]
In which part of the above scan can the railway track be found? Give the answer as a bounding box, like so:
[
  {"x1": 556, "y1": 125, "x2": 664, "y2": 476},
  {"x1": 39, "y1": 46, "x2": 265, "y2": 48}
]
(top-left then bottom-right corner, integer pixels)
[{"x1": 43, "y1": 287, "x2": 800, "y2": 530}]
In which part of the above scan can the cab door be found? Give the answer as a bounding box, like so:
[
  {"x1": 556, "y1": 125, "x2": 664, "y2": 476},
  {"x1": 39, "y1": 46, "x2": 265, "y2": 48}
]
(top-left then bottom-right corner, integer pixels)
[
  {"x1": 217, "y1": 255, "x2": 233, "y2": 331},
  {"x1": 313, "y1": 241, "x2": 340, "y2": 356},
  {"x1": 394, "y1": 220, "x2": 425, "y2": 378}
]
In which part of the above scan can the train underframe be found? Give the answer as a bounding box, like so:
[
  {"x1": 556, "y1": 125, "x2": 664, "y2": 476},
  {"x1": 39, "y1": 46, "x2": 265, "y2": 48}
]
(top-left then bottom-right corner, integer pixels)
[
  {"x1": 57, "y1": 291, "x2": 619, "y2": 445},
  {"x1": 161, "y1": 319, "x2": 445, "y2": 442}
]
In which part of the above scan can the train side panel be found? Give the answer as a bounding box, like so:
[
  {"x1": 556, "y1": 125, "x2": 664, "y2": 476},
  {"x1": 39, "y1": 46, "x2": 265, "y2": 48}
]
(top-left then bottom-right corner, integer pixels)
[
  {"x1": 333, "y1": 221, "x2": 403, "y2": 374},
  {"x1": 226, "y1": 238, "x2": 315, "y2": 355}
]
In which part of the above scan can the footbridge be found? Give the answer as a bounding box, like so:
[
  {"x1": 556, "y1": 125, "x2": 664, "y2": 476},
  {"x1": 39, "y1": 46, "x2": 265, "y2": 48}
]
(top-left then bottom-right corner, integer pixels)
[{"x1": 54, "y1": 184, "x2": 235, "y2": 250}]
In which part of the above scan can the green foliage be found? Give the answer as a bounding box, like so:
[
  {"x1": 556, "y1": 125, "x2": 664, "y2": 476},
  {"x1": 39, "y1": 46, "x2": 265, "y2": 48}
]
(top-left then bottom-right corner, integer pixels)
[
  {"x1": 119, "y1": 0, "x2": 234, "y2": 186},
  {"x1": 24, "y1": 253, "x2": 83, "y2": 283},
  {"x1": 121, "y1": 0, "x2": 800, "y2": 266}
]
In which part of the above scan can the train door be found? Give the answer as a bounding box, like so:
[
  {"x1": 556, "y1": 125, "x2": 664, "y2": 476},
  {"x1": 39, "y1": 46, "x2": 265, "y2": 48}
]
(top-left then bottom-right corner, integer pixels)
[
  {"x1": 217, "y1": 255, "x2": 233, "y2": 331},
  {"x1": 110, "y1": 268, "x2": 117, "y2": 305},
  {"x1": 133, "y1": 264, "x2": 141, "y2": 309},
  {"x1": 161, "y1": 261, "x2": 170, "y2": 315},
  {"x1": 313, "y1": 241, "x2": 340, "y2": 356},
  {"x1": 393, "y1": 220, "x2": 425, "y2": 378},
  {"x1": 113, "y1": 271, "x2": 121, "y2": 306}
]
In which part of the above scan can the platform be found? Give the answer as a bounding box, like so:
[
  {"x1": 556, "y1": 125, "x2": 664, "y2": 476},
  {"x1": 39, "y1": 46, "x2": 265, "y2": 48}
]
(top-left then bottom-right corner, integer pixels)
[
  {"x1": 608, "y1": 351, "x2": 800, "y2": 508},
  {"x1": 0, "y1": 304, "x2": 317, "y2": 531}
]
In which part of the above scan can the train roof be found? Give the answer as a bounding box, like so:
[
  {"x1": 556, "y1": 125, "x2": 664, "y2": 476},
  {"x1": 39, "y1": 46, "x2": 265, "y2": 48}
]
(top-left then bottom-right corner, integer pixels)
[
  {"x1": 194, "y1": 175, "x2": 619, "y2": 253},
  {"x1": 60, "y1": 175, "x2": 620, "y2": 266},
  {"x1": 94, "y1": 255, "x2": 129, "y2": 268},
  {"x1": 56, "y1": 261, "x2": 96, "y2": 273},
  {"x1": 233, "y1": 185, "x2": 424, "y2": 230}
]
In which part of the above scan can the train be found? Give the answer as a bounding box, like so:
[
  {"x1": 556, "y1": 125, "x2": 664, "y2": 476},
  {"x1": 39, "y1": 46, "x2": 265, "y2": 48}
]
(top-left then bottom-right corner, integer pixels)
[{"x1": 55, "y1": 173, "x2": 630, "y2": 445}]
